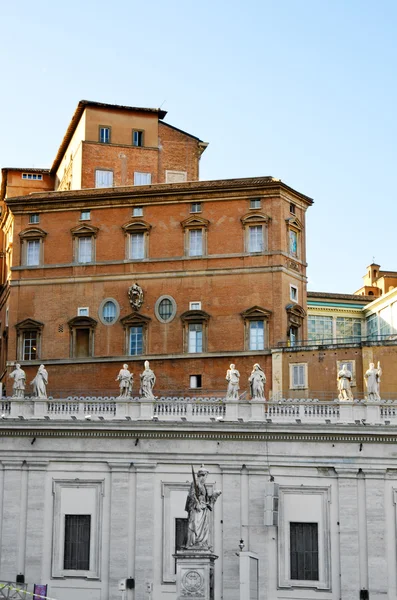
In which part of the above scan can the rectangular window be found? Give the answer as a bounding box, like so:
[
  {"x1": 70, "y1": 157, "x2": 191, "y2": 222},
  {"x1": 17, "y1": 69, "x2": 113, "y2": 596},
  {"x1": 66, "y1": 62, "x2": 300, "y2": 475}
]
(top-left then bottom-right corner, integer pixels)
[
  {"x1": 99, "y1": 127, "x2": 110, "y2": 144},
  {"x1": 64, "y1": 515, "x2": 91, "y2": 571},
  {"x1": 289, "y1": 230, "x2": 298, "y2": 257},
  {"x1": 26, "y1": 240, "x2": 40, "y2": 266},
  {"x1": 188, "y1": 324, "x2": 203, "y2": 353},
  {"x1": 191, "y1": 203, "x2": 201, "y2": 213},
  {"x1": 133, "y1": 206, "x2": 143, "y2": 217},
  {"x1": 249, "y1": 225, "x2": 263, "y2": 253},
  {"x1": 366, "y1": 313, "x2": 378, "y2": 340},
  {"x1": 78, "y1": 237, "x2": 92, "y2": 263},
  {"x1": 290, "y1": 285, "x2": 298, "y2": 302},
  {"x1": 336, "y1": 317, "x2": 362, "y2": 343},
  {"x1": 250, "y1": 198, "x2": 261, "y2": 209},
  {"x1": 95, "y1": 170, "x2": 113, "y2": 188},
  {"x1": 189, "y1": 229, "x2": 203, "y2": 257},
  {"x1": 134, "y1": 172, "x2": 152, "y2": 186},
  {"x1": 23, "y1": 331, "x2": 38, "y2": 360},
  {"x1": 22, "y1": 173, "x2": 43, "y2": 180},
  {"x1": 80, "y1": 210, "x2": 91, "y2": 221},
  {"x1": 290, "y1": 363, "x2": 307, "y2": 389},
  {"x1": 308, "y1": 315, "x2": 333, "y2": 342},
  {"x1": 189, "y1": 375, "x2": 202, "y2": 389},
  {"x1": 249, "y1": 320, "x2": 264, "y2": 350},
  {"x1": 290, "y1": 203, "x2": 296, "y2": 214},
  {"x1": 129, "y1": 326, "x2": 143, "y2": 355},
  {"x1": 290, "y1": 522, "x2": 319, "y2": 581},
  {"x1": 189, "y1": 301, "x2": 201, "y2": 310},
  {"x1": 29, "y1": 214, "x2": 40, "y2": 224},
  {"x1": 132, "y1": 130, "x2": 144, "y2": 147},
  {"x1": 78, "y1": 307, "x2": 89, "y2": 317},
  {"x1": 130, "y1": 233, "x2": 145, "y2": 259},
  {"x1": 175, "y1": 518, "x2": 188, "y2": 573}
]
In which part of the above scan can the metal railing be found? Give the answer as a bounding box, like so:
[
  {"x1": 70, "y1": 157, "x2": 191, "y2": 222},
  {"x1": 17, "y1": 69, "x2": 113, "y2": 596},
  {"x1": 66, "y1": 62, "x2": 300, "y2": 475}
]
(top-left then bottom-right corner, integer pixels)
[{"x1": 277, "y1": 333, "x2": 397, "y2": 348}]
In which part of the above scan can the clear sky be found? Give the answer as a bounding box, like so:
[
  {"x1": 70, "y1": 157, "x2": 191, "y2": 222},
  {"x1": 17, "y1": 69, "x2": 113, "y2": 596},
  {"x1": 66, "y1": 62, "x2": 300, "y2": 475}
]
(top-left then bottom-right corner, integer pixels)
[{"x1": 1, "y1": 0, "x2": 396, "y2": 293}]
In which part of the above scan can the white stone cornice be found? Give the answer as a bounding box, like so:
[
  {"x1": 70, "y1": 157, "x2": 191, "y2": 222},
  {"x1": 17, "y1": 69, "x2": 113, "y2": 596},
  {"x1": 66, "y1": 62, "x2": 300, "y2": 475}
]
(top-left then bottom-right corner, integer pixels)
[{"x1": 107, "y1": 462, "x2": 133, "y2": 473}]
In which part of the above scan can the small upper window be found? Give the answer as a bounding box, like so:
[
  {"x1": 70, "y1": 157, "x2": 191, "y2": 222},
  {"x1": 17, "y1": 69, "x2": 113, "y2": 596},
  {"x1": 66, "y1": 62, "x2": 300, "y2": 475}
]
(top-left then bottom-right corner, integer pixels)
[
  {"x1": 99, "y1": 127, "x2": 111, "y2": 144},
  {"x1": 191, "y1": 203, "x2": 201, "y2": 213},
  {"x1": 134, "y1": 172, "x2": 152, "y2": 186},
  {"x1": 29, "y1": 214, "x2": 40, "y2": 224},
  {"x1": 250, "y1": 199, "x2": 261, "y2": 209},
  {"x1": 80, "y1": 210, "x2": 91, "y2": 221},
  {"x1": 290, "y1": 203, "x2": 296, "y2": 214},
  {"x1": 78, "y1": 307, "x2": 89, "y2": 316},
  {"x1": 189, "y1": 302, "x2": 201, "y2": 310},
  {"x1": 133, "y1": 207, "x2": 143, "y2": 217},
  {"x1": 132, "y1": 130, "x2": 144, "y2": 147},
  {"x1": 22, "y1": 173, "x2": 43, "y2": 180},
  {"x1": 290, "y1": 285, "x2": 298, "y2": 302}
]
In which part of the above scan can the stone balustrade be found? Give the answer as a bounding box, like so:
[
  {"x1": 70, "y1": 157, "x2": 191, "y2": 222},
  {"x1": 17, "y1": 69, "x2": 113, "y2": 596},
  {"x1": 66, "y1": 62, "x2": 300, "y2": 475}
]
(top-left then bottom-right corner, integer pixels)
[{"x1": 1, "y1": 396, "x2": 397, "y2": 425}]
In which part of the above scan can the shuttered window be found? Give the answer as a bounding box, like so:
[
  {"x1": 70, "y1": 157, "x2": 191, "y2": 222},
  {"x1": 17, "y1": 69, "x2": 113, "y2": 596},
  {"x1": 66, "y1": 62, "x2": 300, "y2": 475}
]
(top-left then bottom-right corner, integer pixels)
[
  {"x1": 291, "y1": 364, "x2": 306, "y2": 388},
  {"x1": 64, "y1": 515, "x2": 91, "y2": 571},
  {"x1": 134, "y1": 172, "x2": 152, "y2": 185},
  {"x1": 290, "y1": 522, "x2": 319, "y2": 581},
  {"x1": 95, "y1": 170, "x2": 113, "y2": 188}
]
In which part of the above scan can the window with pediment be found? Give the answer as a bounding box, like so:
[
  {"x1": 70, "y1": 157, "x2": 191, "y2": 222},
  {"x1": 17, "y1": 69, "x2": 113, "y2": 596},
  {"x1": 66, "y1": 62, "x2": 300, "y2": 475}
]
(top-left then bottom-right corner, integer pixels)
[
  {"x1": 120, "y1": 313, "x2": 151, "y2": 356},
  {"x1": 286, "y1": 217, "x2": 303, "y2": 259},
  {"x1": 68, "y1": 316, "x2": 97, "y2": 358},
  {"x1": 181, "y1": 216, "x2": 209, "y2": 258},
  {"x1": 122, "y1": 220, "x2": 152, "y2": 260},
  {"x1": 15, "y1": 318, "x2": 44, "y2": 361},
  {"x1": 286, "y1": 304, "x2": 306, "y2": 346},
  {"x1": 180, "y1": 309, "x2": 210, "y2": 353},
  {"x1": 19, "y1": 227, "x2": 47, "y2": 267},
  {"x1": 240, "y1": 213, "x2": 270, "y2": 254},
  {"x1": 71, "y1": 225, "x2": 99, "y2": 264},
  {"x1": 241, "y1": 306, "x2": 272, "y2": 350}
]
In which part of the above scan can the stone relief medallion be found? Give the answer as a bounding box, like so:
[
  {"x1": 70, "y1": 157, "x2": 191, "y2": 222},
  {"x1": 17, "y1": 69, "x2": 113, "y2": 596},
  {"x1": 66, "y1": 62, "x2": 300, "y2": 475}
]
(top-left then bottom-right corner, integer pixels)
[
  {"x1": 287, "y1": 259, "x2": 300, "y2": 272},
  {"x1": 181, "y1": 570, "x2": 204, "y2": 596},
  {"x1": 128, "y1": 283, "x2": 144, "y2": 311}
]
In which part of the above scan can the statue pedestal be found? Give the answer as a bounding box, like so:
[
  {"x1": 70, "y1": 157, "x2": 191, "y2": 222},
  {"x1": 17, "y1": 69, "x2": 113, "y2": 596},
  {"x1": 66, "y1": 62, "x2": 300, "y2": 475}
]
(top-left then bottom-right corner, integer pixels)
[{"x1": 174, "y1": 548, "x2": 218, "y2": 600}]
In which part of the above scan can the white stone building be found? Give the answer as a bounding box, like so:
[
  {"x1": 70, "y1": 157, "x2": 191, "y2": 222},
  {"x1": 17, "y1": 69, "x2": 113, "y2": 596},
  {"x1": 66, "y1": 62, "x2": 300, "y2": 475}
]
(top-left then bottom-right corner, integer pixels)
[{"x1": 0, "y1": 395, "x2": 395, "y2": 600}]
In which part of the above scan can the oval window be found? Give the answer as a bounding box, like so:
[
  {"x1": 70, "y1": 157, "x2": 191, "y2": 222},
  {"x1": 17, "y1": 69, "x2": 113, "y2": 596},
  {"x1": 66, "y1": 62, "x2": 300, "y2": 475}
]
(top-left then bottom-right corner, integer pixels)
[
  {"x1": 103, "y1": 300, "x2": 117, "y2": 323},
  {"x1": 155, "y1": 295, "x2": 177, "y2": 323}
]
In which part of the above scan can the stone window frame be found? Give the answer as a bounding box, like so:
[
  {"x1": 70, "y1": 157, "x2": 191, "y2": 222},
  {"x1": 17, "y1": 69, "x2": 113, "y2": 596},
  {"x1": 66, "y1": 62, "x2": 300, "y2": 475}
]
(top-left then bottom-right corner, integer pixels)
[
  {"x1": 289, "y1": 362, "x2": 308, "y2": 390},
  {"x1": 286, "y1": 303, "x2": 306, "y2": 344},
  {"x1": 336, "y1": 359, "x2": 357, "y2": 387},
  {"x1": 98, "y1": 298, "x2": 120, "y2": 326},
  {"x1": 70, "y1": 224, "x2": 99, "y2": 264},
  {"x1": 120, "y1": 312, "x2": 151, "y2": 356},
  {"x1": 19, "y1": 227, "x2": 48, "y2": 267},
  {"x1": 278, "y1": 486, "x2": 331, "y2": 590},
  {"x1": 240, "y1": 212, "x2": 270, "y2": 254},
  {"x1": 181, "y1": 215, "x2": 210, "y2": 258},
  {"x1": 180, "y1": 309, "x2": 211, "y2": 354},
  {"x1": 286, "y1": 217, "x2": 303, "y2": 259},
  {"x1": 241, "y1": 306, "x2": 272, "y2": 351},
  {"x1": 52, "y1": 479, "x2": 104, "y2": 579},
  {"x1": 68, "y1": 316, "x2": 97, "y2": 358},
  {"x1": 154, "y1": 295, "x2": 177, "y2": 324},
  {"x1": 15, "y1": 318, "x2": 44, "y2": 361},
  {"x1": 122, "y1": 219, "x2": 152, "y2": 261}
]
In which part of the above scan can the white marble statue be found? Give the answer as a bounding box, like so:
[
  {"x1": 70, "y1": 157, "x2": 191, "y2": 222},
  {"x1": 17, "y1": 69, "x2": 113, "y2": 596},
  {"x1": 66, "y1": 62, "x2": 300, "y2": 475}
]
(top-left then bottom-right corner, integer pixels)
[
  {"x1": 9, "y1": 363, "x2": 26, "y2": 398},
  {"x1": 337, "y1": 364, "x2": 353, "y2": 401},
  {"x1": 185, "y1": 465, "x2": 221, "y2": 549},
  {"x1": 365, "y1": 361, "x2": 382, "y2": 401},
  {"x1": 249, "y1": 363, "x2": 266, "y2": 399},
  {"x1": 116, "y1": 364, "x2": 133, "y2": 398},
  {"x1": 31, "y1": 364, "x2": 48, "y2": 398},
  {"x1": 139, "y1": 360, "x2": 156, "y2": 399},
  {"x1": 226, "y1": 364, "x2": 240, "y2": 400}
]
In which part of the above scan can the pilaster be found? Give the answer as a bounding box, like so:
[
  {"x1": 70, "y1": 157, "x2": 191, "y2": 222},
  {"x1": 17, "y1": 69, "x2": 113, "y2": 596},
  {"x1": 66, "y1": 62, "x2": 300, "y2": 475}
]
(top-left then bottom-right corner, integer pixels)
[
  {"x1": 335, "y1": 468, "x2": 360, "y2": 600},
  {"x1": 133, "y1": 462, "x2": 156, "y2": 600},
  {"x1": 365, "y1": 469, "x2": 387, "y2": 599},
  {"x1": 25, "y1": 462, "x2": 48, "y2": 584},
  {"x1": 108, "y1": 463, "x2": 132, "y2": 600},
  {"x1": 220, "y1": 464, "x2": 242, "y2": 600},
  {"x1": 0, "y1": 461, "x2": 24, "y2": 580},
  {"x1": 271, "y1": 350, "x2": 283, "y2": 399}
]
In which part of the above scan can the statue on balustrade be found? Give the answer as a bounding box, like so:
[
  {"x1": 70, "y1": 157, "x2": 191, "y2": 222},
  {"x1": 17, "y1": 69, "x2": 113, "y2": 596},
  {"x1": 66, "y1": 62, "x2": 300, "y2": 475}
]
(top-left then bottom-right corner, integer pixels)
[
  {"x1": 140, "y1": 360, "x2": 156, "y2": 399},
  {"x1": 337, "y1": 364, "x2": 353, "y2": 401},
  {"x1": 31, "y1": 364, "x2": 48, "y2": 398},
  {"x1": 185, "y1": 465, "x2": 222, "y2": 550},
  {"x1": 116, "y1": 364, "x2": 133, "y2": 398},
  {"x1": 249, "y1": 363, "x2": 266, "y2": 399},
  {"x1": 226, "y1": 364, "x2": 240, "y2": 400},
  {"x1": 365, "y1": 361, "x2": 382, "y2": 401},
  {"x1": 9, "y1": 363, "x2": 26, "y2": 398}
]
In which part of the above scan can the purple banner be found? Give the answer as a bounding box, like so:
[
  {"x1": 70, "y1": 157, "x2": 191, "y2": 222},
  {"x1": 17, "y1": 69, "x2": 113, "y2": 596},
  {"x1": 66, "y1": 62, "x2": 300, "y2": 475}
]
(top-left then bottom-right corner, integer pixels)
[{"x1": 33, "y1": 584, "x2": 48, "y2": 600}]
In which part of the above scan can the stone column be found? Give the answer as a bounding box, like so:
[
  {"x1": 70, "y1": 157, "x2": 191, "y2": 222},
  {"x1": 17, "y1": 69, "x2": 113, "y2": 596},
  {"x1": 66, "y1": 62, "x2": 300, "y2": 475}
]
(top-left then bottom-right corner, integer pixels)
[
  {"x1": 220, "y1": 464, "x2": 241, "y2": 600},
  {"x1": 174, "y1": 549, "x2": 218, "y2": 600},
  {"x1": 365, "y1": 469, "x2": 387, "y2": 599},
  {"x1": 335, "y1": 468, "x2": 360, "y2": 599},
  {"x1": 108, "y1": 463, "x2": 132, "y2": 600},
  {"x1": 247, "y1": 465, "x2": 269, "y2": 598},
  {"x1": 0, "y1": 461, "x2": 23, "y2": 581},
  {"x1": 25, "y1": 462, "x2": 48, "y2": 584},
  {"x1": 133, "y1": 462, "x2": 156, "y2": 599}
]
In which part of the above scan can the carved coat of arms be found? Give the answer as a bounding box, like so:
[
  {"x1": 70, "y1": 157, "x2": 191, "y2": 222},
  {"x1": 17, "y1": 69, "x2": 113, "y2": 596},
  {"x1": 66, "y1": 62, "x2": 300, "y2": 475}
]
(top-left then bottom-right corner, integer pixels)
[{"x1": 128, "y1": 283, "x2": 144, "y2": 311}]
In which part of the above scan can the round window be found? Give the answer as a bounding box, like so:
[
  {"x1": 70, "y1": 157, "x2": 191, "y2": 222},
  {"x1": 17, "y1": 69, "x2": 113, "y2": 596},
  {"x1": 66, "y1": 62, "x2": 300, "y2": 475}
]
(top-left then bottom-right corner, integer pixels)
[
  {"x1": 155, "y1": 295, "x2": 177, "y2": 323},
  {"x1": 98, "y1": 298, "x2": 120, "y2": 326}
]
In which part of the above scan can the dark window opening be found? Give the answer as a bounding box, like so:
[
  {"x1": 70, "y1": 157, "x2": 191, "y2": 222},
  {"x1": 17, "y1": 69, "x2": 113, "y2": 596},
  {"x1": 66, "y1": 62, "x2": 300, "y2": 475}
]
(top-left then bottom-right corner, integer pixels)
[
  {"x1": 64, "y1": 514, "x2": 91, "y2": 570},
  {"x1": 290, "y1": 203, "x2": 296, "y2": 214},
  {"x1": 190, "y1": 374, "x2": 202, "y2": 388},
  {"x1": 175, "y1": 518, "x2": 188, "y2": 572},
  {"x1": 290, "y1": 522, "x2": 319, "y2": 581},
  {"x1": 75, "y1": 329, "x2": 90, "y2": 357},
  {"x1": 133, "y1": 130, "x2": 144, "y2": 147}
]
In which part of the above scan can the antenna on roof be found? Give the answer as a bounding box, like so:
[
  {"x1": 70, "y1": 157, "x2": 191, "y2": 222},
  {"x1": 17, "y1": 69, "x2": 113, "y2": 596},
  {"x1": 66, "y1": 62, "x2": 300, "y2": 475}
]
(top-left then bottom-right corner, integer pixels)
[{"x1": 159, "y1": 99, "x2": 166, "y2": 109}]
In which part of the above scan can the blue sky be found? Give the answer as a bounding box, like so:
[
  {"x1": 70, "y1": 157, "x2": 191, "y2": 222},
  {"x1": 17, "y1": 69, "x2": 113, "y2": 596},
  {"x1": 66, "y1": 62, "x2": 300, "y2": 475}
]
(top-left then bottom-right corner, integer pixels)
[{"x1": 1, "y1": 0, "x2": 396, "y2": 293}]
